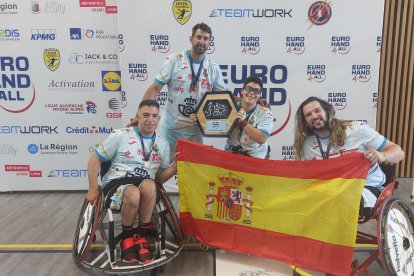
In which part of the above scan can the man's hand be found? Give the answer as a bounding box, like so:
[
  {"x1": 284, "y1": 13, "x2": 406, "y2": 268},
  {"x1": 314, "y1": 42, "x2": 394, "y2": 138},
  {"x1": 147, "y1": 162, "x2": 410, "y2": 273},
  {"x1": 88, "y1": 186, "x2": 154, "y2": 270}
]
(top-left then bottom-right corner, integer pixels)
[
  {"x1": 126, "y1": 118, "x2": 138, "y2": 128},
  {"x1": 257, "y1": 98, "x2": 271, "y2": 109},
  {"x1": 86, "y1": 186, "x2": 100, "y2": 206},
  {"x1": 364, "y1": 149, "x2": 386, "y2": 164},
  {"x1": 189, "y1": 114, "x2": 198, "y2": 125}
]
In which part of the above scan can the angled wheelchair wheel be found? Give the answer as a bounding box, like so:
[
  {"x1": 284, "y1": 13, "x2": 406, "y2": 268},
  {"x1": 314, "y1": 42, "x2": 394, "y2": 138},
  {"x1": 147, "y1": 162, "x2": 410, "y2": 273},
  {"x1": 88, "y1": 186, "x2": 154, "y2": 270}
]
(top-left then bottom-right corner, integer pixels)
[
  {"x1": 378, "y1": 197, "x2": 414, "y2": 275},
  {"x1": 72, "y1": 190, "x2": 103, "y2": 264}
]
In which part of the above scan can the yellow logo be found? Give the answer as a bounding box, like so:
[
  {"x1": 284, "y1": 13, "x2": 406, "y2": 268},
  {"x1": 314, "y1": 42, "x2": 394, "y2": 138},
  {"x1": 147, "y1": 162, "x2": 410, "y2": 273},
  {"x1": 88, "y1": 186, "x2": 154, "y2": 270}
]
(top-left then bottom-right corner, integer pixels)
[
  {"x1": 172, "y1": 0, "x2": 192, "y2": 25},
  {"x1": 43, "y1": 48, "x2": 60, "y2": 72},
  {"x1": 102, "y1": 71, "x2": 122, "y2": 92}
]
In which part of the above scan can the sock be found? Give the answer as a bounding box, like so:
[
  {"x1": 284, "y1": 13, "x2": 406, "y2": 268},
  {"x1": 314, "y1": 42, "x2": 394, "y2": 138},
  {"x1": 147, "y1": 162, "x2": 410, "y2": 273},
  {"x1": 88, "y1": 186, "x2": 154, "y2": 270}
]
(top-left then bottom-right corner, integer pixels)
[
  {"x1": 122, "y1": 224, "x2": 134, "y2": 239},
  {"x1": 138, "y1": 221, "x2": 154, "y2": 236}
]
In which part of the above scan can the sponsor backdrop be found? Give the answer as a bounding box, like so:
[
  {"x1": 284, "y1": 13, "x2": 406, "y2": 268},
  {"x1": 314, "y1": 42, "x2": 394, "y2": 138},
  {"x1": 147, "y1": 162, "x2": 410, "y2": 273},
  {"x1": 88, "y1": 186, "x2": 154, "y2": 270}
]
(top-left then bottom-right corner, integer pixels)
[{"x1": 0, "y1": 0, "x2": 384, "y2": 191}]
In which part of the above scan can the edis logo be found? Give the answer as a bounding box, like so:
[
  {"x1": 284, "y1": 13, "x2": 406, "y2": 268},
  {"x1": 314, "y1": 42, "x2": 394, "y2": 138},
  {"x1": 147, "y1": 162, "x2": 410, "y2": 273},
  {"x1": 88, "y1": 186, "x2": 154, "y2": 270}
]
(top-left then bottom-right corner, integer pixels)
[
  {"x1": 376, "y1": 36, "x2": 381, "y2": 53},
  {"x1": 328, "y1": 92, "x2": 347, "y2": 110},
  {"x1": 150, "y1": 35, "x2": 170, "y2": 53},
  {"x1": 43, "y1": 48, "x2": 60, "y2": 72},
  {"x1": 102, "y1": 71, "x2": 121, "y2": 91},
  {"x1": 0, "y1": 56, "x2": 35, "y2": 113},
  {"x1": 172, "y1": 0, "x2": 192, "y2": 25},
  {"x1": 331, "y1": 36, "x2": 351, "y2": 54},
  {"x1": 286, "y1": 36, "x2": 305, "y2": 55},
  {"x1": 206, "y1": 36, "x2": 215, "y2": 54},
  {"x1": 86, "y1": 100, "x2": 97, "y2": 114},
  {"x1": 352, "y1": 65, "x2": 371, "y2": 82},
  {"x1": 0, "y1": 29, "x2": 20, "y2": 41},
  {"x1": 281, "y1": 145, "x2": 295, "y2": 160},
  {"x1": 307, "y1": 1, "x2": 332, "y2": 29},
  {"x1": 373, "y1": 92, "x2": 378, "y2": 108},
  {"x1": 129, "y1": 63, "x2": 148, "y2": 81},
  {"x1": 241, "y1": 36, "x2": 260, "y2": 55},
  {"x1": 307, "y1": 65, "x2": 326, "y2": 82}
]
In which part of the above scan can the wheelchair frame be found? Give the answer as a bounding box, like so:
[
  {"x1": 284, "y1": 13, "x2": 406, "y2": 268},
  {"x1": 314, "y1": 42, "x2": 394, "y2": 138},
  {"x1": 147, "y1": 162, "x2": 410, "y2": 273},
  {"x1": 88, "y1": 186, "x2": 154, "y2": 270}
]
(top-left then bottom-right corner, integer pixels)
[{"x1": 72, "y1": 181, "x2": 184, "y2": 274}]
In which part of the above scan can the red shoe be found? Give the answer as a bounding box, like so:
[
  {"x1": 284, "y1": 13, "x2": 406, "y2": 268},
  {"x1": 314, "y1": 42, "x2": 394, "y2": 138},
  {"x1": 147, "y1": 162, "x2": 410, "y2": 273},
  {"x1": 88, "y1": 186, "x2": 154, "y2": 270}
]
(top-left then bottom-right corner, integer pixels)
[
  {"x1": 133, "y1": 234, "x2": 153, "y2": 264},
  {"x1": 120, "y1": 237, "x2": 138, "y2": 263}
]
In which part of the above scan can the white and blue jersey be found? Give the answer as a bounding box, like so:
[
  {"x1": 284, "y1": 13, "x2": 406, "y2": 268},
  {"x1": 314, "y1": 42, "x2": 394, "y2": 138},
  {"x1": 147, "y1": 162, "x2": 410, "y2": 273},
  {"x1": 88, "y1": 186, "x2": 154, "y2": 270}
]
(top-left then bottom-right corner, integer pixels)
[
  {"x1": 225, "y1": 104, "x2": 273, "y2": 159},
  {"x1": 302, "y1": 121, "x2": 387, "y2": 207},
  {"x1": 95, "y1": 126, "x2": 171, "y2": 189},
  {"x1": 155, "y1": 50, "x2": 227, "y2": 143}
]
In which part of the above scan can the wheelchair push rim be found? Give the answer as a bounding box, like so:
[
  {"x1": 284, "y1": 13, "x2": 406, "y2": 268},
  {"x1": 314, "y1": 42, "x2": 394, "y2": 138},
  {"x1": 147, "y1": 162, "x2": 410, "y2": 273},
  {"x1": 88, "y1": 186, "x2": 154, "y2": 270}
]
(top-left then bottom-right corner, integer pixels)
[{"x1": 378, "y1": 197, "x2": 414, "y2": 275}]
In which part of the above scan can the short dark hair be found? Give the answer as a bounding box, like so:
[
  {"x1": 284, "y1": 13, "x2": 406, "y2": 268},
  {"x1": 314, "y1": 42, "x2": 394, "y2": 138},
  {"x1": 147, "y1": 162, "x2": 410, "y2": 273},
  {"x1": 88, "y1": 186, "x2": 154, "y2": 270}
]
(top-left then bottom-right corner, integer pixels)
[
  {"x1": 138, "y1": 99, "x2": 159, "y2": 110},
  {"x1": 243, "y1": 75, "x2": 263, "y2": 90},
  {"x1": 192, "y1": 22, "x2": 212, "y2": 37}
]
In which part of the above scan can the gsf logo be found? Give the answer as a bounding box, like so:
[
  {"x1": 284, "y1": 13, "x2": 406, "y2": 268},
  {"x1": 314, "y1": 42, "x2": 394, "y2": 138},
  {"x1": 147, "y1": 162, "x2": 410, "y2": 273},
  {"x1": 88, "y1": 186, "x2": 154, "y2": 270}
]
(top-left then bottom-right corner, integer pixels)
[{"x1": 106, "y1": 112, "x2": 122, "y2": 118}]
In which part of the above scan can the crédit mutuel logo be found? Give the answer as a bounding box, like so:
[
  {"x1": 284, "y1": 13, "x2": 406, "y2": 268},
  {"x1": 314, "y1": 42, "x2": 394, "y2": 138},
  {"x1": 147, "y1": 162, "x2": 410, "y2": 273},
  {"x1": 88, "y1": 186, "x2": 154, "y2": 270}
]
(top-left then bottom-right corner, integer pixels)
[
  {"x1": 172, "y1": 0, "x2": 192, "y2": 25},
  {"x1": 0, "y1": 56, "x2": 35, "y2": 113}
]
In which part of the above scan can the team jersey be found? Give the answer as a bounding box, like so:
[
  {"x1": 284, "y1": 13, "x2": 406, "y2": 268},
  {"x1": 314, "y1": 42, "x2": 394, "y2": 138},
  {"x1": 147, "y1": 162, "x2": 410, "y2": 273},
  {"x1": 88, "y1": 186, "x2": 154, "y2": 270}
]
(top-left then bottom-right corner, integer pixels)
[
  {"x1": 155, "y1": 50, "x2": 227, "y2": 135},
  {"x1": 303, "y1": 121, "x2": 387, "y2": 188},
  {"x1": 95, "y1": 126, "x2": 171, "y2": 188},
  {"x1": 225, "y1": 104, "x2": 273, "y2": 159}
]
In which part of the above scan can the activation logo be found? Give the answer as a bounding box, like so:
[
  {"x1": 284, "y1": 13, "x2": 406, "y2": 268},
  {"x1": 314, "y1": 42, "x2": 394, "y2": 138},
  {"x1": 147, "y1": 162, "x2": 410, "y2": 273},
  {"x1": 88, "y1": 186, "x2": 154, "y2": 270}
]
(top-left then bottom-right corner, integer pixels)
[
  {"x1": 102, "y1": 71, "x2": 121, "y2": 91},
  {"x1": 241, "y1": 36, "x2": 260, "y2": 55},
  {"x1": 172, "y1": 0, "x2": 192, "y2": 25},
  {"x1": 307, "y1": 1, "x2": 332, "y2": 29},
  {"x1": 43, "y1": 48, "x2": 60, "y2": 72}
]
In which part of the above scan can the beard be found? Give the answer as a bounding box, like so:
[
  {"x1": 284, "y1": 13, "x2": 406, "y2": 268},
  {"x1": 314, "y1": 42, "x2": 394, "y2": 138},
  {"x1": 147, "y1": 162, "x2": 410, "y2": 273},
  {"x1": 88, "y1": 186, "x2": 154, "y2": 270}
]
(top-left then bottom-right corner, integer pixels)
[
  {"x1": 311, "y1": 119, "x2": 327, "y2": 132},
  {"x1": 193, "y1": 44, "x2": 206, "y2": 55}
]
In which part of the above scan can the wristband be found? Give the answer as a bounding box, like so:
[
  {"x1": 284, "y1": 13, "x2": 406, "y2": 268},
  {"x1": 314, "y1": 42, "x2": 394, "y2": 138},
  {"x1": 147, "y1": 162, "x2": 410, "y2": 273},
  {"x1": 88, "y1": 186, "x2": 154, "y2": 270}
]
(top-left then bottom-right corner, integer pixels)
[{"x1": 240, "y1": 119, "x2": 248, "y2": 128}]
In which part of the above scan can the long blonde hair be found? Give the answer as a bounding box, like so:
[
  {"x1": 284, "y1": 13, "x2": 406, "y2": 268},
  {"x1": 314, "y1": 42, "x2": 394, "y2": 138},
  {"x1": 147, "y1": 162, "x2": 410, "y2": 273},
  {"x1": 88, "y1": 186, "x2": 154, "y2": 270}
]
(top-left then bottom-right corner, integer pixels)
[{"x1": 294, "y1": 97, "x2": 352, "y2": 160}]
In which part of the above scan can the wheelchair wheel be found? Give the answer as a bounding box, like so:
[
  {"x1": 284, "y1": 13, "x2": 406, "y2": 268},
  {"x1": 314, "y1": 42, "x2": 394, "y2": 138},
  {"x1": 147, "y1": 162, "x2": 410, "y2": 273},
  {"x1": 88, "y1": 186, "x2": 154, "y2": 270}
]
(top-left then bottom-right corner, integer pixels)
[
  {"x1": 378, "y1": 197, "x2": 414, "y2": 275},
  {"x1": 72, "y1": 191, "x2": 103, "y2": 264}
]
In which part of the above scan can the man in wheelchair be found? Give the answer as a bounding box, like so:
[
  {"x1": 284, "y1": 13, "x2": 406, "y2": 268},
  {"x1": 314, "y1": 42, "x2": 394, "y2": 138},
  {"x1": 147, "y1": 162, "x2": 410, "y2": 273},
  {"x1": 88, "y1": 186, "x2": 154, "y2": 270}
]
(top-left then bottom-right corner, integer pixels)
[
  {"x1": 294, "y1": 96, "x2": 405, "y2": 217},
  {"x1": 86, "y1": 99, "x2": 177, "y2": 264}
]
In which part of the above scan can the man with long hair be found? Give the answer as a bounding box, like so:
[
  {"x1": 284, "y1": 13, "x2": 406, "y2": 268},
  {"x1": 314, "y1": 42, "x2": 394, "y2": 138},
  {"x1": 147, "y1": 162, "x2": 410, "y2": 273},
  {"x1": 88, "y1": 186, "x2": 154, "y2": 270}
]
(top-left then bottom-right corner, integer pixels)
[{"x1": 294, "y1": 96, "x2": 404, "y2": 214}]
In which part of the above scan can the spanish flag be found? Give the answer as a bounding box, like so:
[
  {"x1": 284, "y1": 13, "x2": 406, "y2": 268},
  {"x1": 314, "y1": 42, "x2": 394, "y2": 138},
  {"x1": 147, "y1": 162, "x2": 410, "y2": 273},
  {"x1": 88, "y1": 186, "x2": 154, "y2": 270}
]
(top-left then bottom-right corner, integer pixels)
[{"x1": 177, "y1": 139, "x2": 371, "y2": 275}]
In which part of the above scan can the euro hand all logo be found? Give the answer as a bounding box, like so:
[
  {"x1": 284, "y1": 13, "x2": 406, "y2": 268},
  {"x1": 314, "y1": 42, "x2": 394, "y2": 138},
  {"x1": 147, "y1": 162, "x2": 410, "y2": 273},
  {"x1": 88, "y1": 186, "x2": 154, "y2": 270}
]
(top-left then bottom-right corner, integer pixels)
[
  {"x1": 102, "y1": 71, "x2": 121, "y2": 91},
  {"x1": 43, "y1": 48, "x2": 60, "y2": 72},
  {"x1": 205, "y1": 172, "x2": 254, "y2": 224},
  {"x1": 172, "y1": 0, "x2": 192, "y2": 25}
]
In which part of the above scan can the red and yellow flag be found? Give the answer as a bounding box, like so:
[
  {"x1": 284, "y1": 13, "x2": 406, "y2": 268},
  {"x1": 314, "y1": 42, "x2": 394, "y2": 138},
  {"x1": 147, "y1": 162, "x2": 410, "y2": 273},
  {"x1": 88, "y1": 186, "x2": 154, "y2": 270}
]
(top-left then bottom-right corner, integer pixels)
[{"x1": 177, "y1": 139, "x2": 371, "y2": 275}]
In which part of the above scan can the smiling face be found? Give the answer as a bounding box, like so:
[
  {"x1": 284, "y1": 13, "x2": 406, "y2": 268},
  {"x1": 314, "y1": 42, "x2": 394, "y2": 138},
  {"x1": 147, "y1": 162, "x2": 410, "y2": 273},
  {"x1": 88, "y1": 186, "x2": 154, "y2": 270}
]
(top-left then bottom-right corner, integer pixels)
[
  {"x1": 302, "y1": 101, "x2": 329, "y2": 135},
  {"x1": 242, "y1": 82, "x2": 261, "y2": 106},
  {"x1": 190, "y1": 28, "x2": 211, "y2": 59},
  {"x1": 136, "y1": 105, "x2": 160, "y2": 136}
]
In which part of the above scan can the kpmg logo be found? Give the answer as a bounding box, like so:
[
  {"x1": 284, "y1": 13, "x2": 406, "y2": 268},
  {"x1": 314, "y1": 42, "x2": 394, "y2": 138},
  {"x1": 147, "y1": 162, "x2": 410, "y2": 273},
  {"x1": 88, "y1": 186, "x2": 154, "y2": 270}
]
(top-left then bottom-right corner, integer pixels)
[
  {"x1": 102, "y1": 71, "x2": 122, "y2": 91},
  {"x1": 44, "y1": 103, "x2": 85, "y2": 114},
  {"x1": 48, "y1": 79, "x2": 96, "y2": 92},
  {"x1": 0, "y1": 56, "x2": 35, "y2": 113},
  {"x1": 28, "y1": 143, "x2": 78, "y2": 155},
  {"x1": 5, "y1": 164, "x2": 42, "y2": 177},
  {"x1": 172, "y1": 0, "x2": 192, "y2": 25},
  {"x1": 86, "y1": 100, "x2": 97, "y2": 114},
  {"x1": 0, "y1": 3, "x2": 18, "y2": 15},
  {"x1": 377, "y1": 36, "x2": 381, "y2": 53},
  {"x1": 31, "y1": 29, "x2": 56, "y2": 40},
  {"x1": 241, "y1": 36, "x2": 260, "y2": 55},
  {"x1": 373, "y1": 92, "x2": 378, "y2": 108},
  {"x1": 48, "y1": 169, "x2": 87, "y2": 177},
  {"x1": 31, "y1": 1, "x2": 65, "y2": 14},
  {"x1": 210, "y1": 8, "x2": 292, "y2": 18},
  {"x1": 0, "y1": 144, "x2": 17, "y2": 156},
  {"x1": 285, "y1": 36, "x2": 305, "y2": 55},
  {"x1": 307, "y1": 65, "x2": 326, "y2": 82},
  {"x1": 352, "y1": 65, "x2": 371, "y2": 82},
  {"x1": 66, "y1": 126, "x2": 113, "y2": 134},
  {"x1": 281, "y1": 145, "x2": 295, "y2": 160},
  {"x1": 70, "y1": 28, "x2": 82, "y2": 40},
  {"x1": 0, "y1": 29, "x2": 20, "y2": 41},
  {"x1": 331, "y1": 36, "x2": 351, "y2": 54},
  {"x1": 328, "y1": 92, "x2": 347, "y2": 110},
  {"x1": 206, "y1": 35, "x2": 215, "y2": 54},
  {"x1": 150, "y1": 35, "x2": 170, "y2": 53},
  {"x1": 307, "y1": 1, "x2": 332, "y2": 29},
  {"x1": 0, "y1": 125, "x2": 58, "y2": 134},
  {"x1": 129, "y1": 63, "x2": 148, "y2": 81}
]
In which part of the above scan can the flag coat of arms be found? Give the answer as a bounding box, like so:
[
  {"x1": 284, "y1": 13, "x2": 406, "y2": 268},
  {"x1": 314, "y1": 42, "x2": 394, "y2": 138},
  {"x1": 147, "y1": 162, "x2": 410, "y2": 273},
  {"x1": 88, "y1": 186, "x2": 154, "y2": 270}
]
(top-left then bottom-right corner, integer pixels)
[{"x1": 177, "y1": 139, "x2": 371, "y2": 275}]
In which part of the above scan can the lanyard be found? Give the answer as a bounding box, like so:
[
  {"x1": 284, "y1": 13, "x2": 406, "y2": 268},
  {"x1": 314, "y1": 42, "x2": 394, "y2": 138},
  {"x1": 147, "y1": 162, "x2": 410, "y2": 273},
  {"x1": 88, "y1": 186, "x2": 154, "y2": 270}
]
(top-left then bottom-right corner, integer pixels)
[
  {"x1": 315, "y1": 135, "x2": 330, "y2": 160},
  {"x1": 138, "y1": 131, "x2": 156, "y2": 162},
  {"x1": 188, "y1": 51, "x2": 205, "y2": 92}
]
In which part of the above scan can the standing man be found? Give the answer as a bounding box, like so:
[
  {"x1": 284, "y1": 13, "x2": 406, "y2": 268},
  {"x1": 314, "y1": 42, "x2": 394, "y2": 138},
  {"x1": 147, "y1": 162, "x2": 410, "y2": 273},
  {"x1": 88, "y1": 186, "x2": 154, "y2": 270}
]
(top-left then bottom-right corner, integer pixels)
[
  {"x1": 294, "y1": 96, "x2": 404, "y2": 215},
  {"x1": 143, "y1": 22, "x2": 227, "y2": 153},
  {"x1": 225, "y1": 75, "x2": 273, "y2": 159},
  {"x1": 87, "y1": 100, "x2": 176, "y2": 264}
]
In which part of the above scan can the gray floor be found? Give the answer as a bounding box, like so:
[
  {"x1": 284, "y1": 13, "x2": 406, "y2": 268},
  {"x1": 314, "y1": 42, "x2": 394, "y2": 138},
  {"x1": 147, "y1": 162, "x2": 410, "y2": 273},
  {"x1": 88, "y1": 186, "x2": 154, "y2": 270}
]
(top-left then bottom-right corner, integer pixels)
[{"x1": 0, "y1": 178, "x2": 412, "y2": 276}]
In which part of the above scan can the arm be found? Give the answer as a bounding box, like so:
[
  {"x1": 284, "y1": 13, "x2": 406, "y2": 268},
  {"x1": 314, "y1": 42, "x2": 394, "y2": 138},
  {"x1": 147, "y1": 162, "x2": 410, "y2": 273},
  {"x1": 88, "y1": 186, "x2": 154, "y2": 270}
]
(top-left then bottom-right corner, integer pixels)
[
  {"x1": 364, "y1": 140, "x2": 405, "y2": 164},
  {"x1": 237, "y1": 108, "x2": 269, "y2": 144},
  {"x1": 86, "y1": 154, "x2": 103, "y2": 206},
  {"x1": 143, "y1": 82, "x2": 163, "y2": 100},
  {"x1": 156, "y1": 161, "x2": 177, "y2": 184}
]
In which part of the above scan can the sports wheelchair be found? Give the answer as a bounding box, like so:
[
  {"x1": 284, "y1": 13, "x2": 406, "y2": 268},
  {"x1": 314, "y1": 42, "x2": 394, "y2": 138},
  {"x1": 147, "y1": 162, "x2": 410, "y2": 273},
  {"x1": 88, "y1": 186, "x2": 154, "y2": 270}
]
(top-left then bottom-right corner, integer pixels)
[
  {"x1": 351, "y1": 164, "x2": 414, "y2": 276},
  {"x1": 72, "y1": 161, "x2": 184, "y2": 274}
]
